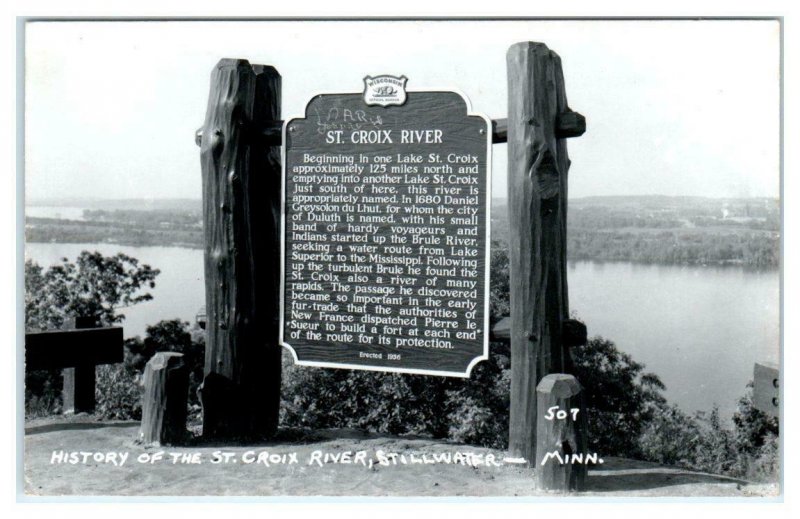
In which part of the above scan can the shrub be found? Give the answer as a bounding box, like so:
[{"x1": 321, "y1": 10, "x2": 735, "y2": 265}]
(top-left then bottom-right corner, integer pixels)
[
  {"x1": 733, "y1": 385, "x2": 779, "y2": 456},
  {"x1": 731, "y1": 386, "x2": 780, "y2": 481},
  {"x1": 489, "y1": 239, "x2": 510, "y2": 322},
  {"x1": 123, "y1": 319, "x2": 205, "y2": 407},
  {"x1": 746, "y1": 433, "x2": 779, "y2": 482},
  {"x1": 24, "y1": 368, "x2": 63, "y2": 418},
  {"x1": 95, "y1": 364, "x2": 142, "y2": 420},
  {"x1": 446, "y1": 352, "x2": 511, "y2": 448},
  {"x1": 637, "y1": 389, "x2": 780, "y2": 480},
  {"x1": 281, "y1": 343, "x2": 512, "y2": 444},
  {"x1": 638, "y1": 403, "x2": 702, "y2": 468},
  {"x1": 77, "y1": 319, "x2": 204, "y2": 422},
  {"x1": 572, "y1": 336, "x2": 666, "y2": 457},
  {"x1": 281, "y1": 354, "x2": 455, "y2": 438}
]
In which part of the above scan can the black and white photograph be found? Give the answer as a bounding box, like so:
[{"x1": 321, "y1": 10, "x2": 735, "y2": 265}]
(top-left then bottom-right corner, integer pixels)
[{"x1": 16, "y1": 16, "x2": 787, "y2": 504}]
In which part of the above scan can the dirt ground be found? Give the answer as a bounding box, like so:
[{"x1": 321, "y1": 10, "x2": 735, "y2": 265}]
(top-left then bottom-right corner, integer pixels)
[{"x1": 23, "y1": 416, "x2": 779, "y2": 498}]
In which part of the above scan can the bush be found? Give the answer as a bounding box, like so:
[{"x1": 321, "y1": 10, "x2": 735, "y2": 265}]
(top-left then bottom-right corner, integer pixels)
[
  {"x1": 95, "y1": 364, "x2": 142, "y2": 420},
  {"x1": 281, "y1": 342, "x2": 512, "y2": 445},
  {"x1": 446, "y1": 353, "x2": 511, "y2": 448},
  {"x1": 124, "y1": 319, "x2": 205, "y2": 406},
  {"x1": 746, "y1": 433, "x2": 779, "y2": 482},
  {"x1": 731, "y1": 387, "x2": 780, "y2": 480},
  {"x1": 637, "y1": 388, "x2": 779, "y2": 480},
  {"x1": 281, "y1": 355, "x2": 455, "y2": 437},
  {"x1": 24, "y1": 368, "x2": 63, "y2": 418},
  {"x1": 489, "y1": 239, "x2": 510, "y2": 322},
  {"x1": 93, "y1": 319, "x2": 205, "y2": 422},
  {"x1": 638, "y1": 403, "x2": 702, "y2": 468}
]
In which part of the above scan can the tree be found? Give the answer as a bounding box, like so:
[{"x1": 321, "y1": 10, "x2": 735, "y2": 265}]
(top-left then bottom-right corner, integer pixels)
[
  {"x1": 25, "y1": 251, "x2": 160, "y2": 330},
  {"x1": 572, "y1": 336, "x2": 667, "y2": 456}
]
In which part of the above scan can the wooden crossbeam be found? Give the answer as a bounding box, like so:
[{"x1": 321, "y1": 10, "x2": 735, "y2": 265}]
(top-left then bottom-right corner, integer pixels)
[
  {"x1": 491, "y1": 317, "x2": 586, "y2": 347},
  {"x1": 25, "y1": 327, "x2": 124, "y2": 370}
]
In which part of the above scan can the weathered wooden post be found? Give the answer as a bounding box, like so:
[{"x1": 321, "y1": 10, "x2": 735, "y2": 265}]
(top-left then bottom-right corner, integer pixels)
[
  {"x1": 753, "y1": 361, "x2": 779, "y2": 418},
  {"x1": 535, "y1": 374, "x2": 588, "y2": 491},
  {"x1": 139, "y1": 352, "x2": 189, "y2": 445},
  {"x1": 198, "y1": 59, "x2": 282, "y2": 440},
  {"x1": 62, "y1": 316, "x2": 99, "y2": 414},
  {"x1": 506, "y1": 42, "x2": 586, "y2": 472}
]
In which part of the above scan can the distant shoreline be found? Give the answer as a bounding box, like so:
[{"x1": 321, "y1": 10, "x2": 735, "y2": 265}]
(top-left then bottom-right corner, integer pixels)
[{"x1": 24, "y1": 195, "x2": 780, "y2": 269}]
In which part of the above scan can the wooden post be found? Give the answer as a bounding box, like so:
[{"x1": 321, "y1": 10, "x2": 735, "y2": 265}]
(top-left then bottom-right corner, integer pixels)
[
  {"x1": 62, "y1": 365, "x2": 94, "y2": 414},
  {"x1": 62, "y1": 316, "x2": 99, "y2": 414},
  {"x1": 198, "y1": 59, "x2": 282, "y2": 440},
  {"x1": 535, "y1": 374, "x2": 588, "y2": 492},
  {"x1": 507, "y1": 42, "x2": 584, "y2": 465},
  {"x1": 139, "y1": 352, "x2": 189, "y2": 445},
  {"x1": 753, "y1": 362, "x2": 779, "y2": 418}
]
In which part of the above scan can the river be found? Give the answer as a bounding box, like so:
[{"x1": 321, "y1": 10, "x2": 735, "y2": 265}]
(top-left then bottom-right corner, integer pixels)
[{"x1": 24, "y1": 242, "x2": 779, "y2": 421}]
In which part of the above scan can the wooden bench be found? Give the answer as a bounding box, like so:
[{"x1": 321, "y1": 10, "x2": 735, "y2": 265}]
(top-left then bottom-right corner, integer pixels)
[{"x1": 25, "y1": 326, "x2": 124, "y2": 414}]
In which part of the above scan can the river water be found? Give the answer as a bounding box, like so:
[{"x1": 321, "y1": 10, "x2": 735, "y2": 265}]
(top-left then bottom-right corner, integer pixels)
[{"x1": 24, "y1": 242, "x2": 779, "y2": 421}]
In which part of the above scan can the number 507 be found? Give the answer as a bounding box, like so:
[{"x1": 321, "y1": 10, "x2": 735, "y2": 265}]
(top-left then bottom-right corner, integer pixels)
[{"x1": 544, "y1": 406, "x2": 580, "y2": 421}]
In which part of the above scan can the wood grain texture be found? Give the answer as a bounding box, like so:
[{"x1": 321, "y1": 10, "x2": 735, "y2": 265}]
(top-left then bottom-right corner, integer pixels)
[
  {"x1": 534, "y1": 374, "x2": 588, "y2": 491},
  {"x1": 139, "y1": 352, "x2": 189, "y2": 445},
  {"x1": 198, "y1": 59, "x2": 282, "y2": 440},
  {"x1": 507, "y1": 42, "x2": 580, "y2": 465},
  {"x1": 555, "y1": 111, "x2": 586, "y2": 138}
]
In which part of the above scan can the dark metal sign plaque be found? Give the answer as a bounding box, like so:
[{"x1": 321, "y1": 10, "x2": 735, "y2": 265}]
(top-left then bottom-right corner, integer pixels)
[{"x1": 280, "y1": 87, "x2": 491, "y2": 377}]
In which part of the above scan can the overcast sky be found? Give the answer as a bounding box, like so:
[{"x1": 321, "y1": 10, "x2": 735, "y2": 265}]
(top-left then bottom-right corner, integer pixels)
[{"x1": 24, "y1": 19, "x2": 780, "y2": 202}]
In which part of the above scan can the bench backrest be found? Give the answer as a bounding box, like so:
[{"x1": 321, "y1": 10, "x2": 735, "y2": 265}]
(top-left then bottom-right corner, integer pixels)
[{"x1": 25, "y1": 327, "x2": 124, "y2": 370}]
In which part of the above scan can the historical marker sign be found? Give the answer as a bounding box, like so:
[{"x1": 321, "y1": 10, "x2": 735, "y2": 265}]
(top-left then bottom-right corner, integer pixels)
[{"x1": 280, "y1": 84, "x2": 491, "y2": 377}]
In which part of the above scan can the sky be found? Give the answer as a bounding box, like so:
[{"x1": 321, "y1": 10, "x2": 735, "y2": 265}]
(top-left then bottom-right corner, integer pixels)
[{"x1": 24, "y1": 19, "x2": 781, "y2": 202}]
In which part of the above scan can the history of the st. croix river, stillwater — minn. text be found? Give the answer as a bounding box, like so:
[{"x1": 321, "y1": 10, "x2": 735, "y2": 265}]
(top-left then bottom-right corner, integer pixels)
[{"x1": 282, "y1": 91, "x2": 490, "y2": 376}]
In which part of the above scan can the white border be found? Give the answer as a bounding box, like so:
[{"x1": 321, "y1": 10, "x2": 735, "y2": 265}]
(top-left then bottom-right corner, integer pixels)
[{"x1": 279, "y1": 86, "x2": 493, "y2": 378}]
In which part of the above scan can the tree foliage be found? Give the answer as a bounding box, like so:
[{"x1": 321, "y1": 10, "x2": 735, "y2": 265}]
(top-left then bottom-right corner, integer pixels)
[
  {"x1": 93, "y1": 319, "x2": 205, "y2": 421},
  {"x1": 122, "y1": 319, "x2": 205, "y2": 407},
  {"x1": 572, "y1": 336, "x2": 666, "y2": 456},
  {"x1": 638, "y1": 390, "x2": 779, "y2": 480},
  {"x1": 25, "y1": 251, "x2": 160, "y2": 330},
  {"x1": 24, "y1": 251, "x2": 160, "y2": 417}
]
